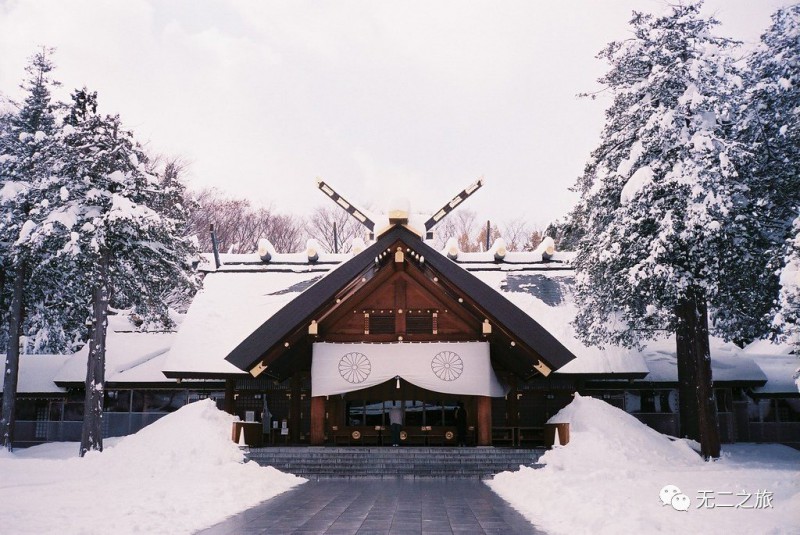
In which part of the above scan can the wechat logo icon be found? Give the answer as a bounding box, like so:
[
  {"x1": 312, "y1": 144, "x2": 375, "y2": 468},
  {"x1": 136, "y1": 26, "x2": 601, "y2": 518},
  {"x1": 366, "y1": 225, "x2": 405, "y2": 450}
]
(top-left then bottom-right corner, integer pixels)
[{"x1": 660, "y1": 485, "x2": 690, "y2": 512}]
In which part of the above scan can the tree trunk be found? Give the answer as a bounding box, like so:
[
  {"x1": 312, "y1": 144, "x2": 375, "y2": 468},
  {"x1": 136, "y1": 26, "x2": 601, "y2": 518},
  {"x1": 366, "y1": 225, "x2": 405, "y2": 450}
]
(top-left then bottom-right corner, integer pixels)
[
  {"x1": 675, "y1": 285, "x2": 720, "y2": 460},
  {"x1": 0, "y1": 263, "x2": 6, "y2": 324},
  {"x1": 80, "y1": 251, "x2": 110, "y2": 457},
  {"x1": 1, "y1": 260, "x2": 26, "y2": 451}
]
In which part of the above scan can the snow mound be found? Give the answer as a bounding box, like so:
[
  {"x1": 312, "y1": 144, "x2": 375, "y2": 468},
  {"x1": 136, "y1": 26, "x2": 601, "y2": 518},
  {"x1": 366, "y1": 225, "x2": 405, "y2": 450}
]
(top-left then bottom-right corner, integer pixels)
[
  {"x1": 540, "y1": 393, "x2": 701, "y2": 470},
  {"x1": 0, "y1": 400, "x2": 305, "y2": 534},
  {"x1": 488, "y1": 394, "x2": 800, "y2": 535},
  {"x1": 103, "y1": 398, "x2": 244, "y2": 469}
]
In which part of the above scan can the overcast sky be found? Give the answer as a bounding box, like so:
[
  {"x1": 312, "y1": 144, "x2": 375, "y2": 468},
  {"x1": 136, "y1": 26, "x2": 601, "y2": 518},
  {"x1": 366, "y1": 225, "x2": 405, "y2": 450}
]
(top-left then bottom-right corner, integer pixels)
[{"x1": 0, "y1": 0, "x2": 790, "y2": 229}]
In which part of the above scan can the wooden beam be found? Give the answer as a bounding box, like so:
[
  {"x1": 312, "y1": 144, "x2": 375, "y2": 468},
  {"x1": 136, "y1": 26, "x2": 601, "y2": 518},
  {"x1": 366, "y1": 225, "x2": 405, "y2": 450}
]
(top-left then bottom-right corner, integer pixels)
[
  {"x1": 316, "y1": 179, "x2": 376, "y2": 231},
  {"x1": 424, "y1": 178, "x2": 484, "y2": 231},
  {"x1": 395, "y1": 278, "x2": 407, "y2": 335}
]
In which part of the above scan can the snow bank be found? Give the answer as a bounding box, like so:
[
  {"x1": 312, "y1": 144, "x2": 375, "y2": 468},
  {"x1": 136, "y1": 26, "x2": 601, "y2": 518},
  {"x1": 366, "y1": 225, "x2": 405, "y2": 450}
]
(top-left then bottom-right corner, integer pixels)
[
  {"x1": 540, "y1": 393, "x2": 701, "y2": 470},
  {"x1": 101, "y1": 397, "x2": 244, "y2": 469},
  {"x1": 488, "y1": 394, "x2": 800, "y2": 535},
  {"x1": 0, "y1": 400, "x2": 304, "y2": 534}
]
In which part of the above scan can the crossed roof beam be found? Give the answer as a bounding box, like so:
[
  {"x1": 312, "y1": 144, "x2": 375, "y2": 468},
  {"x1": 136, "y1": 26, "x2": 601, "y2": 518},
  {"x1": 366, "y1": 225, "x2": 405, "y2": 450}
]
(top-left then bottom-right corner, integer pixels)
[{"x1": 315, "y1": 177, "x2": 484, "y2": 238}]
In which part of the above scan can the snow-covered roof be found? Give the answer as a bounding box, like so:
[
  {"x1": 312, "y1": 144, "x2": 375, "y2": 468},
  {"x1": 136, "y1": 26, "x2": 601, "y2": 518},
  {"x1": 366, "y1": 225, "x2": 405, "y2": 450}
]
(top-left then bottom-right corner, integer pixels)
[
  {"x1": 54, "y1": 328, "x2": 177, "y2": 385},
  {"x1": 735, "y1": 340, "x2": 800, "y2": 395},
  {"x1": 198, "y1": 251, "x2": 353, "y2": 272},
  {"x1": 5, "y1": 241, "x2": 797, "y2": 396},
  {"x1": 749, "y1": 353, "x2": 799, "y2": 395},
  {"x1": 473, "y1": 269, "x2": 649, "y2": 375},
  {"x1": 637, "y1": 339, "x2": 768, "y2": 384},
  {"x1": 167, "y1": 245, "x2": 646, "y2": 377},
  {"x1": 0, "y1": 355, "x2": 67, "y2": 394},
  {"x1": 162, "y1": 267, "x2": 336, "y2": 377},
  {"x1": 167, "y1": 242, "x2": 800, "y2": 391}
]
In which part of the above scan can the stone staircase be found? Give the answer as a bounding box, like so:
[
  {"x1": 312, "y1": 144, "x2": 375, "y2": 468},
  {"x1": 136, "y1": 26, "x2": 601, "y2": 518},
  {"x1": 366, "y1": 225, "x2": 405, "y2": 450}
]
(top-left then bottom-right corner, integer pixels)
[{"x1": 245, "y1": 447, "x2": 545, "y2": 480}]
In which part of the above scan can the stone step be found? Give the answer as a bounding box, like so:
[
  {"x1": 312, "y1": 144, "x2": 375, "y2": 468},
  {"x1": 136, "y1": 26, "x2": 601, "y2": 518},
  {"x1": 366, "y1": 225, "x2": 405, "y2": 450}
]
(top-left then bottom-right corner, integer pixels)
[
  {"x1": 244, "y1": 447, "x2": 545, "y2": 480},
  {"x1": 250, "y1": 458, "x2": 536, "y2": 463}
]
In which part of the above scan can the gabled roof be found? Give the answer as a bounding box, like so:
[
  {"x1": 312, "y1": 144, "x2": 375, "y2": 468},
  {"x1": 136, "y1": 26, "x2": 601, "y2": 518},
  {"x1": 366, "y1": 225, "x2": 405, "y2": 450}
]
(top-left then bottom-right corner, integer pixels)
[{"x1": 225, "y1": 225, "x2": 577, "y2": 375}]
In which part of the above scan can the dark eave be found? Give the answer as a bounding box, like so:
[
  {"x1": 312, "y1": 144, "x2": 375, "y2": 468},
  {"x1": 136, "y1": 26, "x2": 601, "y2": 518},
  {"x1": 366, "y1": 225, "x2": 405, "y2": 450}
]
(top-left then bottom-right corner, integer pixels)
[
  {"x1": 160, "y1": 370, "x2": 251, "y2": 381},
  {"x1": 55, "y1": 377, "x2": 231, "y2": 388},
  {"x1": 225, "y1": 225, "x2": 577, "y2": 374},
  {"x1": 581, "y1": 376, "x2": 767, "y2": 390}
]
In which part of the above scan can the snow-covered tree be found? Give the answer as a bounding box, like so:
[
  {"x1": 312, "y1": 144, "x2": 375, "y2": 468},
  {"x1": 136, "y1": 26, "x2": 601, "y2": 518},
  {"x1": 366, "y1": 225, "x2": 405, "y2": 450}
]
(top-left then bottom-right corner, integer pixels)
[
  {"x1": 33, "y1": 88, "x2": 200, "y2": 455},
  {"x1": 738, "y1": 5, "x2": 800, "y2": 346},
  {"x1": 776, "y1": 215, "x2": 800, "y2": 349},
  {"x1": 571, "y1": 3, "x2": 755, "y2": 459},
  {"x1": 0, "y1": 48, "x2": 61, "y2": 450}
]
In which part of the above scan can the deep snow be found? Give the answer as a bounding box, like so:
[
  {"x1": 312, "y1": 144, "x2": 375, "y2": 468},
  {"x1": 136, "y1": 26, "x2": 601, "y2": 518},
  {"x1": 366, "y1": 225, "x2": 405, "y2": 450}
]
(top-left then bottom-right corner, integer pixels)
[
  {"x1": 0, "y1": 400, "x2": 304, "y2": 534},
  {"x1": 487, "y1": 394, "x2": 800, "y2": 535},
  {"x1": 1, "y1": 395, "x2": 797, "y2": 534}
]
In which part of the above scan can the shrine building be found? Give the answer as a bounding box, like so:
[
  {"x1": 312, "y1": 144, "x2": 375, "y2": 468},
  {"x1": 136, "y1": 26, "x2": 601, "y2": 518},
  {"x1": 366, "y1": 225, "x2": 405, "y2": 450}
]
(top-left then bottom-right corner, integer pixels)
[{"x1": 4, "y1": 180, "x2": 798, "y2": 448}]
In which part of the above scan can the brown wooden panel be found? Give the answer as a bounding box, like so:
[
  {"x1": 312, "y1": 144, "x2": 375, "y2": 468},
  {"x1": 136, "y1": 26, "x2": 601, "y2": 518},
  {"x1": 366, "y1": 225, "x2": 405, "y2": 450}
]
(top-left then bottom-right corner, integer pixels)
[
  {"x1": 477, "y1": 396, "x2": 492, "y2": 446},
  {"x1": 310, "y1": 396, "x2": 325, "y2": 445},
  {"x1": 323, "y1": 269, "x2": 480, "y2": 341}
]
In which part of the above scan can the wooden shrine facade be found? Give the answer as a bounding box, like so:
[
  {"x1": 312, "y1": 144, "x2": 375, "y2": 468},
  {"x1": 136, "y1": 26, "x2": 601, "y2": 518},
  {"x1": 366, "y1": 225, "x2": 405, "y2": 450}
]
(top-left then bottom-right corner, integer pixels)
[{"x1": 224, "y1": 225, "x2": 577, "y2": 446}]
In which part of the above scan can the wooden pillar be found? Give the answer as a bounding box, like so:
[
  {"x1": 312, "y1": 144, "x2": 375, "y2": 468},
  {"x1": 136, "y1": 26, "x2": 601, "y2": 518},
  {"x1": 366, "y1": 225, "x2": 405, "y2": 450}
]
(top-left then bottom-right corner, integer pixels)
[
  {"x1": 310, "y1": 396, "x2": 326, "y2": 445},
  {"x1": 395, "y1": 279, "x2": 406, "y2": 334},
  {"x1": 289, "y1": 374, "x2": 301, "y2": 443},
  {"x1": 477, "y1": 395, "x2": 492, "y2": 446},
  {"x1": 223, "y1": 379, "x2": 236, "y2": 415}
]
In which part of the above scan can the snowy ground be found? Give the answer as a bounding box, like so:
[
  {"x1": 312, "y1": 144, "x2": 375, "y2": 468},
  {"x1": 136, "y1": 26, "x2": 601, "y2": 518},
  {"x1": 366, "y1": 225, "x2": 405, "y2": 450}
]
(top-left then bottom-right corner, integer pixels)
[
  {"x1": 488, "y1": 394, "x2": 800, "y2": 535},
  {"x1": 0, "y1": 400, "x2": 305, "y2": 534},
  {"x1": 2, "y1": 396, "x2": 797, "y2": 534}
]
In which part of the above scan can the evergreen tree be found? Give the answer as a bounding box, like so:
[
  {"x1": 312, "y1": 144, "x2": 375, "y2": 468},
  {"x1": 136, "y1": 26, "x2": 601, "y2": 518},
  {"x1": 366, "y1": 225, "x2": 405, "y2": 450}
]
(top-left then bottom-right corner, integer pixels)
[
  {"x1": 777, "y1": 215, "x2": 800, "y2": 349},
  {"x1": 739, "y1": 5, "x2": 800, "y2": 345},
  {"x1": 0, "y1": 48, "x2": 61, "y2": 450},
  {"x1": 43, "y1": 89, "x2": 199, "y2": 455},
  {"x1": 571, "y1": 3, "x2": 754, "y2": 459}
]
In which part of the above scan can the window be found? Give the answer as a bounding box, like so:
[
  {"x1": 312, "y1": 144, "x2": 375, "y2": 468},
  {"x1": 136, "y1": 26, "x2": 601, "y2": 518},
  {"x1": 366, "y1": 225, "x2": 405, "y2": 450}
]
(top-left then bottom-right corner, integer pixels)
[
  {"x1": 146, "y1": 391, "x2": 187, "y2": 412},
  {"x1": 404, "y1": 401, "x2": 424, "y2": 426},
  {"x1": 424, "y1": 401, "x2": 444, "y2": 426},
  {"x1": 365, "y1": 400, "x2": 384, "y2": 426},
  {"x1": 104, "y1": 390, "x2": 131, "y2": 412},
  {"x1": 407, "y1": 313, "x2": 433, "y2": 334},
  {"x1": 631, "y1": 390, "x2": 674, "y2": 413},
  {"x1": 347, "y1": 401, "x2": 364, "y2": 425},
  {"x1": 131, "y1": 391, "x2": 145, "y2": 412},
  {"x1": 715, "y1": 389, "x2": 733, "y2": 413},
  {"x1": 63, "y1": 402, "x2": 84, "y2": 421},
  {"x1": 368, "y1": 313, "x2": 395, "y2": 334}
]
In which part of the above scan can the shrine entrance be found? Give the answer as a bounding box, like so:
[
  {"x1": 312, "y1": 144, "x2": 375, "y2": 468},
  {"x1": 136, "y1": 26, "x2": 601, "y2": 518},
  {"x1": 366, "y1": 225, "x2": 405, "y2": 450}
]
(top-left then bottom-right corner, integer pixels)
[{"x1": 321, "y1": 378, "x2": 478, "y2": 446}]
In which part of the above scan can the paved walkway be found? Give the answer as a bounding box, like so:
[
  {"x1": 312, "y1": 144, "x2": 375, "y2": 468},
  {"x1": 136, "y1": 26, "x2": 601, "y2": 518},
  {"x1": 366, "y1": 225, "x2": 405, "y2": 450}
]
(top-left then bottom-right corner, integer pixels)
[{"x1": 197, "y1": 479, "x2": 545, "y2": 534}]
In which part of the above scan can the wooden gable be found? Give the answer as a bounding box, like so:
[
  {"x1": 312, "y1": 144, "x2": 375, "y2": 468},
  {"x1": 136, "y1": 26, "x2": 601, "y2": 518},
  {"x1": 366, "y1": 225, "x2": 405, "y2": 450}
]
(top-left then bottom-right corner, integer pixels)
[
  {"x1": 225, "y1": 225, "x2": 577, "y2": 380},
  {"x1": 321, "y1": 242, "x2": 480, "y2": 342}
]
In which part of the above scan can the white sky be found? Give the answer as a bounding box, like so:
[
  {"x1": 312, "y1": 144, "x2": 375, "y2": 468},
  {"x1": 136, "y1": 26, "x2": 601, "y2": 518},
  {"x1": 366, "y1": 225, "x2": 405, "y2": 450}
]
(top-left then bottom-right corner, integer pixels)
[{"x1": 0, "y1": 0, "x2": 790, "y2": 228}]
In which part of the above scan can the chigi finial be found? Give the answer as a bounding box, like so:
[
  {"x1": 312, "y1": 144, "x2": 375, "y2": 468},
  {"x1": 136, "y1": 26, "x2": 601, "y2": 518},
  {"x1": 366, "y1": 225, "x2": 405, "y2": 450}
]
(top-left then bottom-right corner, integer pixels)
[{"x1": 315, "y1": 176, "x2": 486, "y2": 242}]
